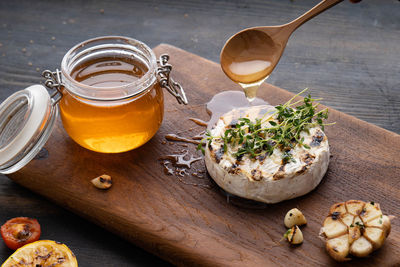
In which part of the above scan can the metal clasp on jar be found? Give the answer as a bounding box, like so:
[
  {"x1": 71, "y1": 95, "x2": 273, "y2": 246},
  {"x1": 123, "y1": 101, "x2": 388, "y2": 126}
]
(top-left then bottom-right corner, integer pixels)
[
  {"x1": 42, "y1": 70, "x2": 63, "y2": 106},
  {"x1": 42, "y1": 54, "x2": 188, "y2": 106},
  {"x1": 157, "y1": 54, "x2": 188, "y2": 105}
]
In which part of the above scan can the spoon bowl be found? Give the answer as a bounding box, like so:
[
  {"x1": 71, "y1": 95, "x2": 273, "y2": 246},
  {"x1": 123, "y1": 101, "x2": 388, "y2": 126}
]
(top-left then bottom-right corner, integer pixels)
[
  {"x1": 220, "y1": 0, "x2": 344, "y2": 85},
  {"x1": 220, "y1": 26, "x2": 287, "y2": 84}
]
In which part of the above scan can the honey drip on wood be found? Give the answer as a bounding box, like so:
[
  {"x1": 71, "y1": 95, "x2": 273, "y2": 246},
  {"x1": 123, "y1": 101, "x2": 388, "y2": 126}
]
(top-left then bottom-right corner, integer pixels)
[
  {"x1": 160, "y1": 150, "x2": 202, "y2": 168},
  {"x1": 188, "y1": 118, "x2": 208, "y2": 127},
  {"x1": 159, "y1": 91, "x2": 271, "y2": 200},
  {"x1": 159, "y1": 150, "x2": 211, "y2": 188},
  {"x1": 165, "y1": 134, "x2": 201, "y2": 145},
  {"x1": 192, "y1": 131, "x2": 205, "y2": 140}
]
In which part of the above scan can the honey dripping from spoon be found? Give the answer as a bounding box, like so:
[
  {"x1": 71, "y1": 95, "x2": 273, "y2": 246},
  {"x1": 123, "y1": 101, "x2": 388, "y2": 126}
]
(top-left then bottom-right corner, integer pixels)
[
  {"x1": 220, "y1": 0, "x2": 351, "y2": 101},
  {"x1": 221, "y1": 29, "x2": 277, "y2": 102}
]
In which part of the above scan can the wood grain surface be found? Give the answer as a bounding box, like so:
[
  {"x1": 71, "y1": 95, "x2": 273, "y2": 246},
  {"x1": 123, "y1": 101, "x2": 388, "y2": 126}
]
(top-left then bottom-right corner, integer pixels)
[
  {"x1": 7, "y1": 44, "x2": 400, "y2": 266},
  {"x1": 0, "y1": 1, "x2": 399, "y2": 266}
]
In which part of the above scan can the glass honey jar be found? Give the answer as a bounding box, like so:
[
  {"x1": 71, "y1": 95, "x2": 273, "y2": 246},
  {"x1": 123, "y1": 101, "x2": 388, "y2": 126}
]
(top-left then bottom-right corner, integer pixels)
[{"x1": 0, "y1": 36, "x2": 187, "y2": 174}]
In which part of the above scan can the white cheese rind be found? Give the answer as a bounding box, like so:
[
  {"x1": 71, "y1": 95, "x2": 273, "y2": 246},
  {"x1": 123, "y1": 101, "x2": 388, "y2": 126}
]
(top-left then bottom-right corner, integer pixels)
[{"x1": 205, "y1": 105, "x2": 330, "y2": 204}]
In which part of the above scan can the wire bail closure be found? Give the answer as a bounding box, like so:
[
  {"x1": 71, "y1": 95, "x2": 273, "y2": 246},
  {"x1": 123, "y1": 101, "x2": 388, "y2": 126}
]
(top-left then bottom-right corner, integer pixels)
[
  {"x1": 42, "y1": 55, "x2": 188, "y2": 105},
  {"x1": 157, "y1": 54, "x2": 188, "y2": 105},
  {"x1": 42, "y1": 69, "x2": 63, "y2": 106}
]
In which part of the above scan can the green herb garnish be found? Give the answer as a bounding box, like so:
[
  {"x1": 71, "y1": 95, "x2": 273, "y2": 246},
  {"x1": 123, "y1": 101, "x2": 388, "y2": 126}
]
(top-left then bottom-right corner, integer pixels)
[
  {"x1": 198, "y1": 88, "x2": 333, "y2": 162},
  {"x1": 362, "y1": 208, "x2": 367, "y2": 213},
  {"x1": 355, "y1": 221, "x2": 365, "y2": 229},
  {"x1": 283, "y1": 228, "x2": 292, "y2": 238}
]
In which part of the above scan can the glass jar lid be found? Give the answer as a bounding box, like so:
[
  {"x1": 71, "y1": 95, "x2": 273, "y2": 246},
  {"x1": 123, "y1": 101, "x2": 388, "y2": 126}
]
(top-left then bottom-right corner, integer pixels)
[{"x1": 0, "y1": 85, "x2": 57, "y2": 174}]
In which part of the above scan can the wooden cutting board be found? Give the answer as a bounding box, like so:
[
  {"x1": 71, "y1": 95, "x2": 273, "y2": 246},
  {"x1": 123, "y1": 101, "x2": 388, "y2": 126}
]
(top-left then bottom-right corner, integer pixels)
[{"x1": 8, "y1": 44, "x2": 400, "y2": 267}]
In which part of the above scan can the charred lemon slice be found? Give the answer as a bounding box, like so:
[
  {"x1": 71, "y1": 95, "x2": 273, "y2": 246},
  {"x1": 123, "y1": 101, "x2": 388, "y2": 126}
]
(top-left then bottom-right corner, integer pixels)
[
  {"x1": 320, "y1": 200, "x2": 391, "y2": 261},
  {"x1": 2, "y1": 240, "x2": 78, "y2": 267}
]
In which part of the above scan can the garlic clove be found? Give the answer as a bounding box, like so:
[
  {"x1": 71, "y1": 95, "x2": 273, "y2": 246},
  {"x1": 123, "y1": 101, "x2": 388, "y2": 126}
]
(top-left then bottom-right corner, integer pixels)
[
  {"x1": 91, "y1": 174, "x2": 112, "y2": 189},
  {"x1": 360, "y1": 202, "x2": 382, "y2": 223},
  {"x1": 326, "y1": 234, "x2": 350, "y2": 262},
  {"x1": 322, "y1": 216, "x2": 347, "y2": 239},
  {"x1": 284, "y1": 208, "x2": 307, "y2": 228},
  {"x1": 350, "y1": 236, "x2": 373, "y2": 257},
  {"x1": 345, "y1": 200, "x2": 365, "y2": 216},
  {"x1": 329, "y1": 202, "x2": 346, "y2": 215},
  {"x1": 340, "y1": 213, "x2": 354, "y2": 227},
  {"x1": 365, "y1": 215, "x2": 385, "y2": 228},
  {"x1": 364, "y1": 227, "x2": 385, "y2": 249},
  {"x1": 286, "y1": 225, "x2": 303, "y2": 245},
  {"x1": 348, "y1": 225, "x2": 361, "y2": 245}
]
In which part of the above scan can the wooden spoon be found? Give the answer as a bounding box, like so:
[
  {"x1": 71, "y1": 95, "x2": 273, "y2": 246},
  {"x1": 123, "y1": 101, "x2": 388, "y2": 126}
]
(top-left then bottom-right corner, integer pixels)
[{"x1": 220, "y1": 0, "x2": 344, "y2": 84}]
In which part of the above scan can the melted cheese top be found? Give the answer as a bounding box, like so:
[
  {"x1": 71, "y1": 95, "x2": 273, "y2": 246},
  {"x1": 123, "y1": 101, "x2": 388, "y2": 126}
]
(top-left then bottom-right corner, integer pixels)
[{"x1": 208, "y1": 105, "x2": 329, "y2": 182}]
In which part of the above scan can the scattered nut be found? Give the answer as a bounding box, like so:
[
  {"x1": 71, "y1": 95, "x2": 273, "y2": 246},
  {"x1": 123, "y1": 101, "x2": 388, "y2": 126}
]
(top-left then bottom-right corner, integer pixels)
[
  {"x1": 91, "y1": 174, "x2": 112, "y2": 189},
  {"x1": 284, "y1": 208, "x2": 307, "y2": 228},
  {"x1": 321, "y1": 200, "x2": 392, "y2": 262},
  {"x1": 285, "y1": 225, "x2": 303, "y2": 245}
]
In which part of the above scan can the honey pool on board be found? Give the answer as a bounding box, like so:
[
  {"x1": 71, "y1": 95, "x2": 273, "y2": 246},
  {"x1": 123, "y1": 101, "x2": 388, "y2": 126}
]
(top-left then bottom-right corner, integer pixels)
[{"x1": 60, "y1": 56, "x2": 164, "y2": 153}]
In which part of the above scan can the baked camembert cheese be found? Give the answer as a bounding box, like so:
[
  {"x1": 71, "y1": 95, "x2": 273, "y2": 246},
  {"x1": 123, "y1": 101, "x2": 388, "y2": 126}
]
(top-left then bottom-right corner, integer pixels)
[{"x1": 203, "y1": 91, "x2": 331, "y2": 203}]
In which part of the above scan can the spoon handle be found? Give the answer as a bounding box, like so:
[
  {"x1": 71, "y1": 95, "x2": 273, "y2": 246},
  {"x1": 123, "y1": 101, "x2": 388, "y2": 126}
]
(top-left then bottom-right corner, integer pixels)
[{"x1": 286, "y1": 0, "x2": 344, "y2": 32}]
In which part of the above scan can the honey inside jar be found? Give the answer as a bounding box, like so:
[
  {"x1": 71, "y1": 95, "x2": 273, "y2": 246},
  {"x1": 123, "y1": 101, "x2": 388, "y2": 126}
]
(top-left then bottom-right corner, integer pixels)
[{"x1": 60, "y1": 55, "x2": 164, "y2": 153}]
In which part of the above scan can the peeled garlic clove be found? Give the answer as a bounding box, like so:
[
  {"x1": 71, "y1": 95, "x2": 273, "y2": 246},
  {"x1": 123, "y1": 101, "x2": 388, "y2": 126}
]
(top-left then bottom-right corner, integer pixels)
[
  {"x1": 329, "y1": 202, "x2": 346, "y2": 215},
  {"x1": 348, "y1": 225, "x2": 361, "y2": 245},
  {"x1": 91, "y1": 174, "x2": 112, "y2": 189},
  {"x1": 353, "y1": 216, "x2": 363, "y2": 226},
  {"x1": 364, "y1": 227, "x2": 385, "y2": 249},
  {"x1": 360, "y1": 202, "x2": 382, "y2": 223},
  {"x1": 322, "y1": 216, "x2": 347, "y2": 239},
  {"x1": 345, "y1": 200, "x2": 365, "y2": 216},
  {"x1": 326, "y1": 234, "x2": 350, "y2": 262},
  {"x1": 350, "y1": 236, "x2": 373, "y2": 257},
  {"x1": 365, "y1": 215, "x2": 385, "y2": 228},
  {"x1": 340, "y1": 213, "x2": 354, "y2": 227},
  {"x1": 286, "y1": 225, "x2": 303, "y2": 245},
  {"x1": 284, "y1": 208, "x2": 307, "y2": 228}
]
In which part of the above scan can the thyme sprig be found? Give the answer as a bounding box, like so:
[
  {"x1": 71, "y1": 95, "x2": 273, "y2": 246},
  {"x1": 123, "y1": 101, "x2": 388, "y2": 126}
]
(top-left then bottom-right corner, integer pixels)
[{"x1": 198, "y1": 89, "x2": 334, "y2": 162}]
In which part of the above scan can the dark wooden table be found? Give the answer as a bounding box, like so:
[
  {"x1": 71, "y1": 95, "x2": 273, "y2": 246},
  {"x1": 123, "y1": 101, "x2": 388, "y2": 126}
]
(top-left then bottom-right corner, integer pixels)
[{"x1": 0, "y1": 0, "x2": 398, "y2": 266}]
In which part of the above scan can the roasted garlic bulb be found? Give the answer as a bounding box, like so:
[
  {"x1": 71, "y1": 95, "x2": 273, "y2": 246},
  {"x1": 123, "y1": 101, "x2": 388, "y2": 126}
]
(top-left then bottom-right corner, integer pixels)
[{"x1": 320, "y1": 200, "x2": 391, "y2": 261}]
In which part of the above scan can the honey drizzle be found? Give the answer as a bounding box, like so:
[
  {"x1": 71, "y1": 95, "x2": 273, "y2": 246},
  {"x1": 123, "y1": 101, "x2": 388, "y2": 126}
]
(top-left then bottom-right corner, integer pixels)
[
  {"x1": 159, "y1": 149, "x2": 211, "y2": 188},
  {"x1": 160, "y1": 91, "x2": 274, "y2": 200},
  {"x1": 192, "y1": 131, "x2": 205, "y2": 140},
  {"x1": 189, "y1": 117, "x2": 208, "y2": 127},
  {"x1": 204, "y1": 91, "x2": 270, "y2": 208},
  {"x1": 165, "y1": 134, "x2": 201, "y2": 145},
  {"x1": 160, "y1": 150, "x2": 202, "y2": 168}
]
